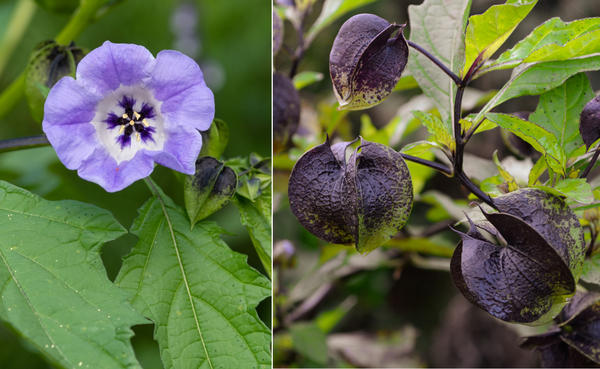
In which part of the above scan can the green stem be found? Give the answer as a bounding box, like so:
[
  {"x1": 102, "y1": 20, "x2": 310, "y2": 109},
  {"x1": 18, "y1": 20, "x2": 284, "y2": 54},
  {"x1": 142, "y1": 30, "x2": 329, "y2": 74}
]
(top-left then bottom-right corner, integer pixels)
[
  {"x1": 0, "y1": 74, "x2": 25, "y2": 117},
  {"x1": 0, "y1": 0, "x2": 36, "y2": 80},
  {"x1": 55, "y1": 0, "x2": 102, "y2": 45}
]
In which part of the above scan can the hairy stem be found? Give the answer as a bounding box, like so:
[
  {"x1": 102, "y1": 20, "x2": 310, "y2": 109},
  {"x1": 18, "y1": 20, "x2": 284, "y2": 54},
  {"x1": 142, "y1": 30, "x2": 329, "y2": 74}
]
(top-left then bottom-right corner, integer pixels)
[
  {"x1": 407, "y1": 40, "x2": 461, "y2": 85},
  {"x1": 581, "y1": 146, "x2": 600, "y2": 179},
  {"x1": 0, "y1": 134, "x2": 49, "y2": 153}
]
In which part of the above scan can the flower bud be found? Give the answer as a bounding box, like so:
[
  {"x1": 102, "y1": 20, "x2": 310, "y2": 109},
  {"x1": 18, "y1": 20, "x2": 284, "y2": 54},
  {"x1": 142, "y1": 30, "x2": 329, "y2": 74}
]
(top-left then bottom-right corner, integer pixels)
[
  {"x1": 184, "y1": 156, "x2": 237, "y2": 226},
  {"x1": 288, "y1": 137, "x2": 413, "y2": 253},
  {"x1": 580, "y1": 95, "x2": 600, "y2": 149},
  {"x1": 199, "y1": 119, "x2": 229, "y2": 158},
  {"x1": 273, "y1": 72, "x2": 300, "y2": 153},
  {"x1": 25, "y1": 41, "x2": 85, "y2": 122},
  {"x1": 329, "y1": 13, "x2": 408, "y2": 110},
  {"x1": 451, "y1": 189, "x2": 585, "y2": 324}
]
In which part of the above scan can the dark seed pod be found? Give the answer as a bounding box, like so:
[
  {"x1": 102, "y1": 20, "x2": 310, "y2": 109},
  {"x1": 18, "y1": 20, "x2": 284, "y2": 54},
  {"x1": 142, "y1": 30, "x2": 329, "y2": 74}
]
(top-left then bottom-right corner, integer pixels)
[
  {"x1": 25, "y1": 41, "x2": 85, "y2": 122},
  {"x1": 521, "y1": 291, "x2": 600, "y2": 366},
  {"x1": 184, "y1": 156, "x2": 237, "y2": 227},
  {"x1": 273, "y1": 73, "x2": 300, "y2": 153},
  {"x1": 451, "y1": 188, "x2": 585, "y2": 324},
  {"x1": 329, "y1": 13, "x2": 408, "y2": 110},
  {"x1": 288, "y1": 137, "x2": 413, "y2": 253},
  {"x1": 580, "y1": 95, "x2": 600, "y2": 149}
]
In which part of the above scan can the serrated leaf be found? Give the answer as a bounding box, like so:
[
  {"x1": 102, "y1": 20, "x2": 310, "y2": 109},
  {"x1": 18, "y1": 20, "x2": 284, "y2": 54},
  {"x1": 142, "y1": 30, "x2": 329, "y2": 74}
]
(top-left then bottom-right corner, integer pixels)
[
  {"x1": 528, "y1": 156, "x2": 547, "y2": 185},
  {"x1": 412, "y1": 110, "x2": 454, "y2": 150},
  {"x1": 233, "y1": 193, "x2": 272, "y2": 279},
  {"x1": 529, "y1": 73, "x2": 593, "y2": 158},
  {"x1": 0, "y1": 180, "x2": 145, "y2": 369},
  {"x1": 116, "y1": 181, "x2": 271, "y2": 369},
  {"x1": 407, "y1": 0, "x2": 471, "y2": 124},
  {"x1": 463, "y1": 0, "x2": 537, "y2": 75},
  {"x1": 474, "y1": 55, "x2": 600, "y2": 125},
  {"x1": 485, "y1": 113, "x2": 565, "y2": 174},
  {"x1": 305, "y1": 0, "x2": 376, "y2": 44},
  {"x1": 483, "y1": 17, "x2": 600, "y2": 74}
]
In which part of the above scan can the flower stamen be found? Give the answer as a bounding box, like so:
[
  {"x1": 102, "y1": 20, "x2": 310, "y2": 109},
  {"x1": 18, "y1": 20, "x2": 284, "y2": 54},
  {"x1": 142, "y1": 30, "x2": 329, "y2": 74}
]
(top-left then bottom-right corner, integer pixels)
[{"x1": 105, "y1": 95, "x2": 158, "y2": 149}]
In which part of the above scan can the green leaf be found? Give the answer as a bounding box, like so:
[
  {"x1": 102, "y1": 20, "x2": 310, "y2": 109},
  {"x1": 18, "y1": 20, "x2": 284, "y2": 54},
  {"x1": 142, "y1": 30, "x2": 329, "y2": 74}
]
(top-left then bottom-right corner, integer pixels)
[
  {"x1": 305, "y1": 0, "x2": 376, "y2": 43},
  {"x1": 407, "y1": 0, "x2": 471, "y2": 123},
  {"x1": 293, "y1": 71, "x2": 324, "y2": 90},
  {"x1": 581, "y1": 253, "x2": 600, "y2": 287},
  {"x1": 463, "y1": 0, "x2": 537, "y2": 75},
  {"x1": 200, "y1": 119, "x2": 229, "y2": 159},
  {"x1": 535, "y1": 178, "x2": 594, "y2": 204},
  {"x1": 0, "y1": 181, "x2": 145, "y2": 369},
  {"x1": 412, "y1": 110, "x2": 454, "y2": 150},
  {"x1": 493, "y1": 151, "x2": 519, "y2": 192},
  {"x1": 233, "y1": 193, "x2": 272, "y2": 279},
  {"x1": 528, "y1": 157, "x2": 547, "y2": 186},
  {"x1": 116, "y1": 181, "x2": 271, "y2": 369},
  {"x1": 474, "y1": 55, "x2": 600, "y2": 124},
  {"x1": 525, "y1": 28, "x2": 600, "y2": 64},
  {"x1": 289, "y1": 322, "x2": 328, "y2": 365},
  {"x1": 529, "y1": 73, "x2": 594, "y2": 158},
  {"x1": 485, "y1": 112, "x2": 565, "y2": 174},
  {"x1": 484, "y1": 17, "x2": 600, "y2": 74}
]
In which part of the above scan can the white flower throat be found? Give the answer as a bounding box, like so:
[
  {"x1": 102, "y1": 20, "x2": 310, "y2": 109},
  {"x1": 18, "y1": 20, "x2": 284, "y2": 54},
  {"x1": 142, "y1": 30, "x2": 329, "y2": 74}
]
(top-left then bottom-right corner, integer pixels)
[{"x1": 92, "y1": 85, "x2": 165, "y2": 164}]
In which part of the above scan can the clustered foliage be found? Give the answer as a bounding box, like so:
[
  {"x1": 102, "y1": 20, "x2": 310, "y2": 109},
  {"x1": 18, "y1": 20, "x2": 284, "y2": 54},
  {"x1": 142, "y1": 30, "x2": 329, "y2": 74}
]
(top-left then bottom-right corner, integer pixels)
[{"x1": 274, "y1": 0, "x2": 600, "y2": 367}]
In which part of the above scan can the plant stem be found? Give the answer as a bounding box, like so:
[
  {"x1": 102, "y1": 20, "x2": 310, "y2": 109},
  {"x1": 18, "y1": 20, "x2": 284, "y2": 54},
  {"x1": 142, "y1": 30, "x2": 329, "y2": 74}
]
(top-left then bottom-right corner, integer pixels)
[
  {"x1": 407, "y1": 40, "x2": 461, "y2": 85},
  {"x1": 400, "y1": 153, "x2": 452, "y2": 176},
  {"x1": 0, "y1": 134, "x2": 49, "y2": 153},
  {"x1": 581, "y1": 146, "x2": 600, "y2": 179},
  {"x1": 0, "y1": 0, "x2": 36, "y2": 80},
  {"x1": 407, "y1": 41, "x2": 496, "y2": 209}
]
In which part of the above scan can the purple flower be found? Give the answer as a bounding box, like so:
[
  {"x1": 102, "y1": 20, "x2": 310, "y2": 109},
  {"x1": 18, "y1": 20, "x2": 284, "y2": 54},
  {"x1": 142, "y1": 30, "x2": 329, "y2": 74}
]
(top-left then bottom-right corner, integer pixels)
[{"x1": 42, "y1": 41, "x2": 214, "y2": 192}]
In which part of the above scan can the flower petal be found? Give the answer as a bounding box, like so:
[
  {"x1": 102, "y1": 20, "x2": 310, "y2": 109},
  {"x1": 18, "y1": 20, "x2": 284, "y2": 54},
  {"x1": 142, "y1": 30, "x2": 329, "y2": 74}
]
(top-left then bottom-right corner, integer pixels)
[
  {"x1": 42, "y1": 77, "x2": 102, "y2": 169},
  {"x1": 148, "y1": 50, "x2": 214, "y2": 131},
  {"x1": 76, "y1": 41, "x2": 155, "y2": 95},
  {"x1": 150, "y1": 128, "x2": 202, "y2": 174},
  {"x1": 77, "y1": 148, "x2": 155, "y2": 192}
]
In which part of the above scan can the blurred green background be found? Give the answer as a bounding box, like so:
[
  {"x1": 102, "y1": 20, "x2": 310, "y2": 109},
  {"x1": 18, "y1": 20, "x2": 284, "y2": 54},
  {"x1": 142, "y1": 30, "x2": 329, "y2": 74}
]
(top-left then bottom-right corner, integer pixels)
[{"x1": 0, "y1": 0, "x2": 270, "y2": 368}]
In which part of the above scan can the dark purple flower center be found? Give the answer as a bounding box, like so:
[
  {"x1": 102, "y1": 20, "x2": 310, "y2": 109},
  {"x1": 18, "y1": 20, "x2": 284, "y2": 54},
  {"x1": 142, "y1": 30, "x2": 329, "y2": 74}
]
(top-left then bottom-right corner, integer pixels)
[{"x1": 104, "y1": 95, "x2": 157, "y2": 149}]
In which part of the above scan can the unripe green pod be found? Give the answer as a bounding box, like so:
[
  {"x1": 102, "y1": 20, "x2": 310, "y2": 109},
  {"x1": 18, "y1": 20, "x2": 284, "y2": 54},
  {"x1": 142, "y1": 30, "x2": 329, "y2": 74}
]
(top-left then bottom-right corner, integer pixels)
[
  {"x1": 25, "y1": 41, "x2": 85, "y2": 122},
  {"x1": 184, "y1": 156, "x2": 237, "y2": 226}
]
